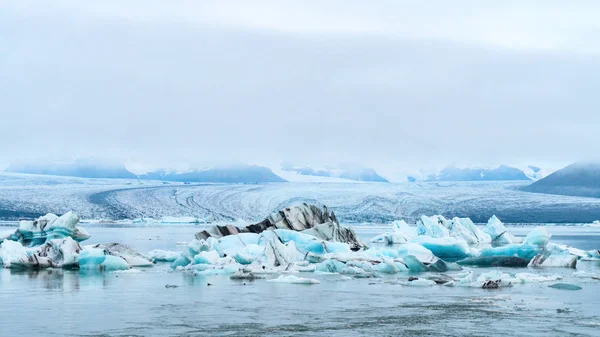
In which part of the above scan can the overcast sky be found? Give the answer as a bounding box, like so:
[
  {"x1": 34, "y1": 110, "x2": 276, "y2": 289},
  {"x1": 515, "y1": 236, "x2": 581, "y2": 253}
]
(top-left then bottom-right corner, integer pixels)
[{"x1": 1, "y1": 1, "x2": 599, "y2": 174}]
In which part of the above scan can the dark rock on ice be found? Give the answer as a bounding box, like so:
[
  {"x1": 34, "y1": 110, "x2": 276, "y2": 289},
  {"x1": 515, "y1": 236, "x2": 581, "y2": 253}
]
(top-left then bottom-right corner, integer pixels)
[
  {"x1": 195, "y1": 203, "x2": 366, "y2": 250},
  {"x1": 482, "y1": 280, "x2": 501, "y2": 289}
]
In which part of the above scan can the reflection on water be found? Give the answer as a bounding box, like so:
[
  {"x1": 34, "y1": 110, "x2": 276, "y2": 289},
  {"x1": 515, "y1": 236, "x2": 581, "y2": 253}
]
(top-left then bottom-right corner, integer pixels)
[{"x1": 0, "y1": 225, "x2": 598, "y2": 337}]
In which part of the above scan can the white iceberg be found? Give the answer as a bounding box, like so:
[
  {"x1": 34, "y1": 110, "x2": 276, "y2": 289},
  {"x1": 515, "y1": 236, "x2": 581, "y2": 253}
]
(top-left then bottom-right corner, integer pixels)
[
  {"x1": 371, "y1": 220, "x2": 417, "y2": 244},
  {"x1": 147, "y1": 249, "x2": 180, "y2": 262},
  {"x1": 484, "y1": 215, "x2": 518, "y2": 245},
  {"x1": 267, "y1": 275, "x2": 320, "y2": 284}
]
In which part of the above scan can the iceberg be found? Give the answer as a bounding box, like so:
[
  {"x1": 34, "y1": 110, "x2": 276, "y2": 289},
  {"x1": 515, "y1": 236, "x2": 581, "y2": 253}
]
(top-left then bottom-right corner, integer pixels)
[
  {"x1": 548, "y1": 283, "x2": 582, "y2": 291},
  {"x1": 147, "y1": 249, "x2": 180, "y2": 262},
  {"x1": 195, "y1": 203, "x2": 366, "y2": 250},
  {"x1": 263, "y1": 240, "x2": 303, "y2": 267},
  {"x1": 371, "y1": 220, "x2": 417, "y2": 244},
  {"x1": 417, "y1": 215, "x2": 450, "y2": 238},
  {"x1": 484, "y1": 215, "x2": 518, "y2": 246},
  {"x1": 90, "y1": 243, "x2": 153, "y2": 267},
  {"x1": 528, "y1": 252, "x2": 577, "y2": 268},
  {"x1": 445, "y1": 217, "x2": 491, "y2": 244},
  {"x1": 523, "y1": 227, "x2": 551, "y2": 247},
  {"x1": 0, "y1": 239, "x2": 29, "y2": 268},
  {"x1": 0, "y1": 237, "x2": 82, "y2": 269},
  {"x1": 457, "y1": 256, "x2": 529, "y2": 267},
  {"x1": 3, "y1": 212, "x2": 90, "y2": 247},
  {"x1": 411, "y1": 236, "x2": 471, "y2": 260},
  {"x1": 267, "y1": 275, "x2": 320, "y2": 284},
  {"x1": 79, "y1": 248, "x2": 130, "y2": 271},
  {"x1": 193, "y1": 250, "x2": 221, "y2": 265},
  {"x1": 397, "y1": 243, "x2": 436, "y2": 263},
  {"x1": 478, "y1": 243, "x2": 541, "y2": 261}
]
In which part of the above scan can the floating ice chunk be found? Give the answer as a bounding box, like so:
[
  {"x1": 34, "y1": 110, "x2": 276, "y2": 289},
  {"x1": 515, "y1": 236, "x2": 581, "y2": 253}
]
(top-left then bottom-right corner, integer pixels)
[
  {"x1": 193, "y1": 250, "x2": 221, "y2": 264},
  {"x1": 457, "y1": 256, "x2": 529, "y2": 267},
  {"x1": 91, "y1": 243, "x2": 153, "y2": 267},
  {"x1": 232, "y1": 244, "x2": 265, "y2": 265},
  {"x1": 214, "y1": 233, "x2": 260, "y2": 257},
  {"x1": 573, "y1": 271, "x2": 600, "y2": 279},
  {"x1": 364, "y1": 247, "x2": 399, "y2": 259},
  {"x1": 147, "y1": 249, "x2": 180, "y2": 262},
  {"x1": 111, "y1": 269, "x2": 142, "y2": 274},
  {"x1": 44, "y1": 237, "x2": 81, "y2": 268},
  {"x1": 548, "y1": 283, "x2": 582, "y2": 291},
  {"x1": 447, "y1": 217, "x2": 492, "y2": 244},
  {"x1": 170, "y1": 255, "x2": 192, "y2": 269},
  {"x1": 397, "y1": 243, "x2": 435, "y2": 263},
  {"x1": 478, "y1": 243, "x2": 541, "y2": 261},
  {"x1": 8, "y1": 212, "x2": 89, "y2": 247},
  {"x1": 528, "y1": 253, "x2": 577, "y2": 268},
  {"x1": 475, "y1": 271, "x2": 514, "y2": 288},
  {"x1": 1, "y1": 237, "x2": 83, "y2": 269},
  {"x1": 79, "y1": 248, "x2": 129, "y2": 271},
  {"x1": 417, "y1": 216, "x2": 450, "y2": 238},
  {"x1": 101, "y1": 255, "x2": 130, "y2": 271},
  {"x1": 188, "y1": 265, "x2": 239, "y2": 276},
  {"x1": 405, "y1": 278, "x2": 436, "y2": 286},
  {"x1": 0, "y1": 230, "x2": 14, "y2": 242},
  {"x1": 457, "y1": 271, "x2": 514, "y2": 288},
  {"x1": 411, "y1": 236, "x2": 471, "y2": 260},
  {"x1": 371, "y1": 220, "x2": 417, "y2": 244},
  {"x1": 345, "y1": 260, "x2": 377, "y2": 274},
  {"x1": 523, "y1": 227, "x2": 551, "y2": 247},
  {"x1": 392, "y1": 220, "x2": 418, "y2": 237},
  {"x1": 402, "y1": 255, "x2": 428, "y2": 272},
  {"x1": 301, "y1": 221, "x2": 366, "y2": 251},
  {"x1": 232, "y1": 252, "x2": 254, "y2": 265},
  {"x1": 267, "y1": 275, "x2": 320, "y2": 284},
  {"x1": 306, "y1": 241, "x2": 351, "y2": 255},
  {"x1": 485, "y1": 215, "x2": 517, "y2": 246},
  {"x1": 546, "y1": 243, "x2": 588, "y2": 258},
  {"x1": 584, "y1": 249, "x2": 600, "y2": 261},
  {"x1": 264, "y1": 240, "x2": 303, "y2": 267},
  {"x1": 377, "y1": 257, "x2": 408, "y2": 274},
  {"x1": 0, "y1": 240, "x2": 28, "y2": 268},
  {"x1": 514, "y1": 273, "x2": 561, "y2": 283},
  {"x1": 316, "y1": 259, "x2": 347, "y2": 273}
]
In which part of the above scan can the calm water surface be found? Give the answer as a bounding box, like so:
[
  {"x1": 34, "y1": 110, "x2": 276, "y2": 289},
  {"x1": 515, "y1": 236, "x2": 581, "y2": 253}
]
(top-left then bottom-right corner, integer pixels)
[{"x1": 0, "y1": 224, "x2": 599, "y2": 336}]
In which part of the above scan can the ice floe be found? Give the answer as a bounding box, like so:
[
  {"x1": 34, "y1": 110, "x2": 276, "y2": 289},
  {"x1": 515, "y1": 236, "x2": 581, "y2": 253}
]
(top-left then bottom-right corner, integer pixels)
[{"x1": 1, "y1": 205, "x2": 598, "y2": 287}]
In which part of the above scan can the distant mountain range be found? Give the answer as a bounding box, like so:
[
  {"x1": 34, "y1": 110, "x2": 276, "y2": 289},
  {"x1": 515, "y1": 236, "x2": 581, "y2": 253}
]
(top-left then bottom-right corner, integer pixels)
[
  {"x1": 280, "y1": 163, "x2": 389, "y2": 182},
  {"x1": 5, "y1": 160, "x2": 559, "y2": 185},
  {"x1": 5, "y1": 160, "x2": 285, "y2": 183},
  {"x1": 5, "y1": 159, "x2": 138, "y2": 179},
  {"x1": 522, "y1": 161, "x2": 600, "y2": 198},
  {"x1": 407, "y1": 165, "x2": 544, "y2": 182},
  {"x1": 139, "y1": 165, "x2": 286, "y2": 183}
]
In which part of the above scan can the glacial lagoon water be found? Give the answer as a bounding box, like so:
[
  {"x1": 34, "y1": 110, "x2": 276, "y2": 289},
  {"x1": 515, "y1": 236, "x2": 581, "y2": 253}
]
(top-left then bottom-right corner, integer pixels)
[{"x1": 1, "y1": 223, "x2": 599, "y2": 337}]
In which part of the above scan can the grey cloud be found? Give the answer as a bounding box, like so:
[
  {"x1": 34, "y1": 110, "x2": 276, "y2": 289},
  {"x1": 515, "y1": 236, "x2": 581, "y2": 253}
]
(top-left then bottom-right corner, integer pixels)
[{"x1": 0, "y1": 1, "x2": 598, "y2": 173}]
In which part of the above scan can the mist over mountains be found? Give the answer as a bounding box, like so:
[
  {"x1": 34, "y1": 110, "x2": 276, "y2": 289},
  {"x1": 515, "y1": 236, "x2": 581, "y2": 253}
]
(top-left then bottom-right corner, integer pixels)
[
  {"x1": 5, "y1": 159, "x2": 137, "y2": 180},
  {"x1": 3, "y1": 159, "x2": 560, "y2": 184}
]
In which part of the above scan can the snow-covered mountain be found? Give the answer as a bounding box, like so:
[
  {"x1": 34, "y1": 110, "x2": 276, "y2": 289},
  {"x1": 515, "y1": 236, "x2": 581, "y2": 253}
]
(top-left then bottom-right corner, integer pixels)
[
  {"x1": 280, "y1": 163, "x2": 388, "y2": 182},
  {"x1": 5, "y1": 159, "x2": 137, "y2": 179},
  {"x1": 406, "y1": 165, "x2": 549, "y2": 182},
  {"x1": 139, "y1": 164, "x2": 286, "y2": 183},
  {"x1": 522, "y1": 161, "x2": 600, "y2": 198}
]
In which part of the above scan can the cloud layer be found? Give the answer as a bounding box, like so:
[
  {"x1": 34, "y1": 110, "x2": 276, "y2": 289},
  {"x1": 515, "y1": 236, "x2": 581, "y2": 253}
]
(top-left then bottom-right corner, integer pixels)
[{"x1": 1, "y1": 1, "x2": 599, "y2": 173}]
